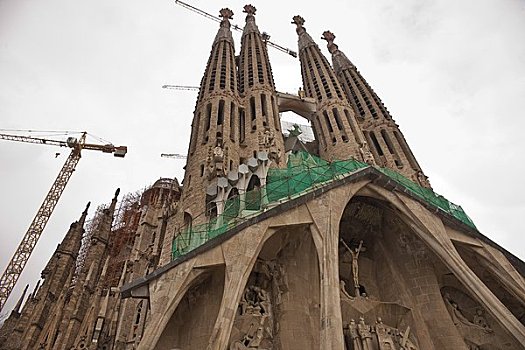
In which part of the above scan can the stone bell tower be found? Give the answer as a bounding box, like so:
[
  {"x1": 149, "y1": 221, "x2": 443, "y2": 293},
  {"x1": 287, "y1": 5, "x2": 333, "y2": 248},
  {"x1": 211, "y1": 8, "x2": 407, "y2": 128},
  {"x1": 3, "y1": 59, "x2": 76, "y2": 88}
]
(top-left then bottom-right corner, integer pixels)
[
  {"x1": 181, "y1": 8, "x2": 242, "y2": 225},
  {"x1": 237, "y1": 5, "x2": 285, "y2": 167},
  {"x1": 322, "y1": 31, "x2": 430, "y2": 187},
  {"x1": 291, "y1": 15, "x2": 373, "y2": 163}
]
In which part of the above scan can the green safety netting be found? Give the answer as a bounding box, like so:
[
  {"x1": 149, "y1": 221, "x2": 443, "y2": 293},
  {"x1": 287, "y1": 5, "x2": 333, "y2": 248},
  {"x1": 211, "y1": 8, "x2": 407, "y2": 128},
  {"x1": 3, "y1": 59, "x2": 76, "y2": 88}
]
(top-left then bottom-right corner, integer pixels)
[
  {"x1": 376, "y1": 166, "x2": 476, "y2": 229},
  {"x1": 172, "y1": 151, "x2": 476, "y2": 260}
]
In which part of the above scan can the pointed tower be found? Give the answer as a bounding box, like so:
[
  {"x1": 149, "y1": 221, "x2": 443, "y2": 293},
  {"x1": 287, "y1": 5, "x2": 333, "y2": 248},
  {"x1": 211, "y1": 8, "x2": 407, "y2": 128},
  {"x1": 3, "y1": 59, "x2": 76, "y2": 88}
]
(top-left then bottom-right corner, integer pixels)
[
  {"x1": 291, "y1": 15, "x2": 373, "y2": 163},
  {"x1": 322, "y1": 31, "x2": 431, "y2": 187},
  {"x1": 17, "y1": 203, "x2": 89, "y2": 350},
  {"x1": 182, "y1": 8, "x2": 242, "y2": 224},
  {"x1": 237, "y1": 4, "x2": 285, "y2": 166},
  {"x1": 57, "y1": 190, "x2": 119, "y2": 350}
]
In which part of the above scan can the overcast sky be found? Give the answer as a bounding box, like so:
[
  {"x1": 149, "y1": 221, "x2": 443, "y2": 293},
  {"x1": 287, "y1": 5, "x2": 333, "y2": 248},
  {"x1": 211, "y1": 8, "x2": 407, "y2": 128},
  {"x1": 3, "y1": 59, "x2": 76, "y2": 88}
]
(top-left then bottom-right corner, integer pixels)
[{"x1": 1, "y1": 0, "x2": 524, "y2": 313}]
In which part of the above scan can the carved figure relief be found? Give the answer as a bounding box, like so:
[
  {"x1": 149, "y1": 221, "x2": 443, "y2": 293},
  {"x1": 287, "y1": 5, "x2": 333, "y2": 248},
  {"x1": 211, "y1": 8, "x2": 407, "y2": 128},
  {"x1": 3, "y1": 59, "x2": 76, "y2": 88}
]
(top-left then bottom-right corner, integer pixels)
[
  {"x1": 359, "y1": 141, "x2": 375, "y2": 165},
  {"x1": 231, "y1": 284, "x2": 274, "y2": 349},
  {"x1": 343, "y1": 317, "x2": 420, "y2": 350},
  {"x1": 340, "y1": 239, "x2": 366, "y2": 295},
  {"x1": 440, "y1": 287, "x2": 513, "y2": 349}
]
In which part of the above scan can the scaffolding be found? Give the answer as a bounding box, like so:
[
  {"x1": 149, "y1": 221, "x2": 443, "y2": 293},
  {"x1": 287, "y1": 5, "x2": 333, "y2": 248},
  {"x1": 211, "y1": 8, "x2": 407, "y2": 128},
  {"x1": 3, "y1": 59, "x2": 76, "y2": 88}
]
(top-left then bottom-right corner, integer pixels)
[
  {"x1": 172, "y1": 151, "x2": 476, "y2": 260},
  {"x1": 73, "y1": 204, "x2": 107, "y2": 284}
]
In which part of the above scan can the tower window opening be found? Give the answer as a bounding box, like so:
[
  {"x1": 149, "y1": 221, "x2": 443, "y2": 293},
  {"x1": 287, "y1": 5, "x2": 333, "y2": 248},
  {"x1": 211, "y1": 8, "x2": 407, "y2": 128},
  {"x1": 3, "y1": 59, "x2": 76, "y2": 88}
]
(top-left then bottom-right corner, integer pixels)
[
  {"x1": 370, "y1": 131, "x2": 384, "y2": 156},
  {"x1": 200, "y1": 164, "x2": 204, "y2": 177},
  {"x1": 250, "y1": 97, "x2": 256, "y2": 121},
  {"x1": 255, "y1": 38, "x2": 264, "y2": 84},
  {"x1": 205, "y1": 103, "x2": 212, "y2": 131},
  {"x1": 323, "y1": 111, "x2": 334, "y2": 133},
  {"x1": 230, "y1": 101, "x2": 235, "y2": 142},
  {"x1": 239, "y1": 107, "x2": 246, "y2": 143},
  {"x1": 394, "y1": 131, "x2": 419, "y2": 170},
  {"x1": 229, "y1": 47, "x2": 236, "y2": 91},
  {"x1": 247, "y1": 39, "x2": 254, "y2": 87},
  {"x1": 332, "y1": 108, "x2": 343, "y2": 130},
  {"x1": 343, "y1": 109, "x2": 359, "y2": 139},
  {"x1": 381, "y1": 129, "x2": 395, "y2": 155},
  {"x1": 261, "y1": 94, "x2": 268, "y2": 127},
  {"x1": 190, "y1": 112, "x2": 200, "y2": 153},
  {"x1": 271, "y1": 96, "x2": 280, "y2": 131},
  {"x1": 220, "y1": 42, "x2": 227, "y2": 89},
  {"x1": 218, "y1": 100, "x2": 225, "y2": 126},
  {"x1": 209, "y1": 47, "x2": 220, "y2": 91}
]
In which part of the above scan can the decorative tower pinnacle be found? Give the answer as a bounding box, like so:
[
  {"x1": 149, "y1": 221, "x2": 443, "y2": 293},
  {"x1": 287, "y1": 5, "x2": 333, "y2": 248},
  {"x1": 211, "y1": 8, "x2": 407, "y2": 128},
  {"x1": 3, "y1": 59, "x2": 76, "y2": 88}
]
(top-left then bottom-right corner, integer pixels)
[
  {"x1": 238, "y1": 4, "x2": 285, "y2": 165},
  {"x1": 180, "y1": 8, "x2": 242, "y2": 231},
  {"x1": 292, "y1": 16, "x2": 373, "y2": 163},
  {"x1": 322, "y1": 31, "x2": 430, "y2": 187}
]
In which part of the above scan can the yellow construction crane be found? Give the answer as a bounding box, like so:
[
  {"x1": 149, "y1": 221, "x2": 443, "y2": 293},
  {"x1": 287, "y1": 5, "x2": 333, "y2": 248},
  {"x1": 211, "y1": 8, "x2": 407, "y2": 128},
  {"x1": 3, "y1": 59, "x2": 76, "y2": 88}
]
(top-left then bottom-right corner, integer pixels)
[
  {"x1": 173, "y1": 0, "x2": 297, "y2": 58},
  {"x1": 161, "y1": 153, "x2": 186, "y2": 159},
  {"x1": 0, "y1": 131, "x2": 127, "y2": 312},
  {"x1": 161, "y1": 85, "x2": 199, "y2": 91}
]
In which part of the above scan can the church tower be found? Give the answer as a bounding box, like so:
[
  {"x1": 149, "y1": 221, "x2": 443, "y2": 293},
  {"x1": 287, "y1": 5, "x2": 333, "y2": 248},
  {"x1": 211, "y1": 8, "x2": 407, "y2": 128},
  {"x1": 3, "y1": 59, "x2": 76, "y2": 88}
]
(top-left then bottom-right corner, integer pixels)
[
  {"x1": 182, "y1": 8, "x2": 241, "y2": 226},
  {"x1": 321, "y1": 31, "x2": 430, "y2": 187},
  {"x1": 291, "y1": 16, "x2": 372, "y2": 163},
  {"x1": 237, "y1": 5, "x2": 285, "y2": 166}
]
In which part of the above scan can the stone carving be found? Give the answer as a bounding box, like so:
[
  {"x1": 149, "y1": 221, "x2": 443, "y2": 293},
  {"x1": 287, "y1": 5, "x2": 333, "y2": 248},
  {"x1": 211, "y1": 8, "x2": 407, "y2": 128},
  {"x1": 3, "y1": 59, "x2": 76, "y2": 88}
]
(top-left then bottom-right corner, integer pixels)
[
  {"x1": 340, "y1": 280, "x2": 354, "y2": 300},
  {"x1": 291, "y1": 15, "x2": 305, "y2": 27},
  {"x1": 259, "y1": 128, "x2": 276, "y2": 148},
  {"x1": 340, "y1": 239, "x2": 365, "y2": 294},
  {"x1": 240, "y1": 286, "x2": 271, "y2": 317},
  {"x1": 444, "y1": 294, "x2": 492, "y2": 333},
  {"x1": 473, "y1": 308, "x2": 492, "y2": 332},
  {"x1": 416, "y1": 171, "x2": 431, "y2": 188},
  {"x1": 219, "y1": 8, "x2": 234, "y2": 20},
  {"x1": 233, "y1": 284, "x2": 273, "y2": 350},
  {"x1": 359, "y1": 141, "x2": 375, "y2": 164},
  {"x1": 243, "y1": 4, "x2": 256, "y2": 15},
  {"x1": 230, "y1": 325, "x2": 265, "y2": 349},
  {"x1": 344, "y1": 317, "x2": 420, "y2": 350},
  {"x1": 206, "y1": 144, "x2": 226, "y2": 179}
]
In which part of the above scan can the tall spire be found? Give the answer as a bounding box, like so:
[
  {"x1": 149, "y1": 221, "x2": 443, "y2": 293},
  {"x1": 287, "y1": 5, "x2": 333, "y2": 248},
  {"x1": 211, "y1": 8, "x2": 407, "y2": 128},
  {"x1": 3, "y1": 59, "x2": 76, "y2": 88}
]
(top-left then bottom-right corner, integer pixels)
[
  {"x1": 238, "y1": 4, "x2": 285, "y2": 165},
  {"x1": 181, "y1": 8, "x2": 242, "y2": 229},
  {"x1": 322, "y1": 31, "x2": 430, "y2": 187},
  {"x1": 292, "y1": 16, "x2": 373, "y2": 163}
]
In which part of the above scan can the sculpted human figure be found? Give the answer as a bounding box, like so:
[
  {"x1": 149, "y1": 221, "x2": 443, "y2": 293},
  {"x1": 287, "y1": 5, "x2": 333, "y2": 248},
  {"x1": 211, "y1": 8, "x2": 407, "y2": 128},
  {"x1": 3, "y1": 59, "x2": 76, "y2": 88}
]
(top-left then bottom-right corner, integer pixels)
[
  {"x1": 339, "y1": 280, "x2": 354, "y2": 300},
  {"x1": 340, "y1": 239, "x2": 365, "y2": 292}
]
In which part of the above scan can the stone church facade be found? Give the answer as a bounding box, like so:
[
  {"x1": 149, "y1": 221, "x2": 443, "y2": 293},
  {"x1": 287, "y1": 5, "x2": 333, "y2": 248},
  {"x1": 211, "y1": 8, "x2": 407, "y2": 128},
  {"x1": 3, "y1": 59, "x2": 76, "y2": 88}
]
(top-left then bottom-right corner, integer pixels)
[{"x1": 1, "y1": 5, "x2": 525, "y2": 350}]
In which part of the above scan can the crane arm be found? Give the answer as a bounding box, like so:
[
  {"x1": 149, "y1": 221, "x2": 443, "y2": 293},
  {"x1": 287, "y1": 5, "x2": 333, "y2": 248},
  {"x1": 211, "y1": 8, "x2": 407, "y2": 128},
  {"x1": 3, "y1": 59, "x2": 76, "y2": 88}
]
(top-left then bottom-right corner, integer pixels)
[
  {"x1": 0, "y1": 132, "x2": 127, "y2": 157},
  {"x1": 173, "y1": 0, "x2": 297, "y2": 58},
  {"x1": 161, "y1": 153, "x2": 187, "y2": 159},
  {"x1": 0, "y1": 148, "x2": 81, "y2": 311},
  {"x1": 0, "y1": 133, "x2": 68, "y2": 148},
  {"x1": 0, "y1": 131, "x2": 126, "y2": 312}
]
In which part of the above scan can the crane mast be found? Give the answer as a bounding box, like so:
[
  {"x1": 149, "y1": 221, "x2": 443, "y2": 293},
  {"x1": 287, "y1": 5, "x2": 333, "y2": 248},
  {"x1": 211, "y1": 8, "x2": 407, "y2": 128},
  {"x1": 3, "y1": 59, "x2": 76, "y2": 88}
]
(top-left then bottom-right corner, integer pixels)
[{"x1": 0, "y1": 132, "x2": 127, "y2": 312}]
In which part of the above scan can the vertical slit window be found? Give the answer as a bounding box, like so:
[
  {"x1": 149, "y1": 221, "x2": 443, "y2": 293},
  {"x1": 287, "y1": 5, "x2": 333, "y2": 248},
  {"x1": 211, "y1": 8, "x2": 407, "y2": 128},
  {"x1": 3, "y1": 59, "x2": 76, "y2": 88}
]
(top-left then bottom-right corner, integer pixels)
[
  {"x1": 394, "y1": 131, "x2": 419, "y2": 170},
  {"x1": 370, "y1": 131, "x2": 384, "y2": 156},
  {"x1": 343, "y1": 109, "x2": 359, "y2": 139},
  {"x1": 209, "y1": 46, "x2": 220, "y2": 92},
  {"x1": 271, "y1": 96, "x2": 279, "y2": 131},
  {"x1": 205, "y1": 103, "x2": 212, "y2": 131},
  {"x1": 230, "y1": 102, "x2": 235, "y2": 141},
  {"x1": 332, "y1": 108, "x2": 343, "y2": 130},
  {"x1": 239, "y1": 107, "x2": 245, "y2": 143},
  {"x1": 190, "y1": 112, "x2": 200, "y2": 154},
  {"x1": 250, "y1": 97, "x2": 256, "y2": 121},
  {"x1": 217, "y1": 100, "x2": 224, "y2": 125},
  {"x1": 261, "y1": 94, "x2": 268, "y2": 127},
  {"x1": 381, "y1": 129, "x2": 395, "y2": 154},
  {"x1": 220, "y1": 43, "x2": 227, "y2": 89}
]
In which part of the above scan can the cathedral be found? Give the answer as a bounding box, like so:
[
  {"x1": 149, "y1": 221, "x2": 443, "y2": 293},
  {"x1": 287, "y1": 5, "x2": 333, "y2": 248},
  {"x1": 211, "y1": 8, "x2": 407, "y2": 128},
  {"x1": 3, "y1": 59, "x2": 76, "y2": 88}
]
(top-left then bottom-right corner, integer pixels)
[{"x1": 1, "y1": 5, "x2": 525, "y2": 350}]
